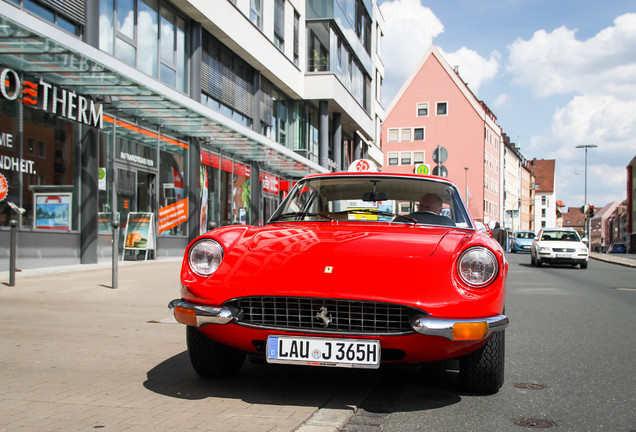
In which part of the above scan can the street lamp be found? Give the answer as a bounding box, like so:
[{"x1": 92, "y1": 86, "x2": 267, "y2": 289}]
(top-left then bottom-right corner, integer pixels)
[{"x1": 576, "y1": 144, "x2": 597, "y2": 240}]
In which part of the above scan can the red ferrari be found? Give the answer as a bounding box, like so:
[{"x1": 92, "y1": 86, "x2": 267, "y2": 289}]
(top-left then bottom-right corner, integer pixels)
[{"x1": 170, "y1": 172, "x2": 508, "y2": 393}]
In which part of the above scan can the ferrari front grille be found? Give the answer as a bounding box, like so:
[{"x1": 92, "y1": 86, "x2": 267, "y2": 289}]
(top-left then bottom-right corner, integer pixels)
[{"x1": 224, "y1": 296, "x2": 423, "y2": 335}]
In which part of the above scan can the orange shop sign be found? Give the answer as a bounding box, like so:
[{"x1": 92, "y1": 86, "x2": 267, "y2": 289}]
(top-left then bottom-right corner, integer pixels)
[{"x1": 158, "y1": 198, "x2": 188, "y2": 234}]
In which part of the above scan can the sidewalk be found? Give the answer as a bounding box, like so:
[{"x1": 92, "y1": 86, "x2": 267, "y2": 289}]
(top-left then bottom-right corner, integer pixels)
[
  {"x1": 0, "y1": 258, "x2": 369, "y2": 432},
  {"x1": 589, "y1": 252, "x2": 636, "y2": 268},
  {"x1": 0, "y1": 257, "x2": 182, "y2": 283}
]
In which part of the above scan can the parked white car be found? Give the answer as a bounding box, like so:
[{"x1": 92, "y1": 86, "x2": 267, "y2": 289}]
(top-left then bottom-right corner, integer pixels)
[{"x1": 530, "y1": 228, "x2": 589, "y2": 269}]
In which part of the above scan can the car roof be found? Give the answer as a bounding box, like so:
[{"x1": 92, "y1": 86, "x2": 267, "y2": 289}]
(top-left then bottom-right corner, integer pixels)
[{"x1": 302, "y1": 171, "x2": 456, "y2": 186}]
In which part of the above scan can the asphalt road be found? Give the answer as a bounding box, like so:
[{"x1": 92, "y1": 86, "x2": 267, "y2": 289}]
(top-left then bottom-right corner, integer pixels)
[{"x1": 342, "y1": 253, "x2": 636, "y2": 432}]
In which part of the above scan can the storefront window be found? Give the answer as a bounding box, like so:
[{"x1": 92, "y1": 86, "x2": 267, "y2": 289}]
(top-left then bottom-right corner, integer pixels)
[
  {"x1": 158, "y1": 141, "x2": 187, "y2": 236},
  {"x1": 0, "y1": 99, "x2": 20, "y2": 226},
  {"x1": 201, "y1": 151, "x2": 251, "y2": 227},
  {"x1": 0, "y1": 99, "x2": 78, "y2": 230},
  {"x1": 233, "y1": 164, "x2": 250, "y2": 225}
]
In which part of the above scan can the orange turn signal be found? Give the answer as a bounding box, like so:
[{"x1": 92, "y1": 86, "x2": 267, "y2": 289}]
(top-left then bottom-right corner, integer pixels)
[
  {"x1": 452, "y1": 322, "x2": 488, "y2": 340},
  {"x1": 174, "y1": 306, "x2": 198, "y2": 327}
]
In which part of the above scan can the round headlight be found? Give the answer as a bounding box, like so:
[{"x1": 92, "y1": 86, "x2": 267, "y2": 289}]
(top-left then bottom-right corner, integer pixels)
[
  {"x1": 457, "y1": 247, "x2": 499, "y2": 287},
  {"x1": 188, "y1": 239, "x2": 224, "y2": 276}
]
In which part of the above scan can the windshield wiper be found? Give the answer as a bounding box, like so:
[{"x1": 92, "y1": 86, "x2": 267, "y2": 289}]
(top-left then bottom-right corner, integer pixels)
[{"x1": 269, "y1": 212, "x2": 333, "y2": 222}]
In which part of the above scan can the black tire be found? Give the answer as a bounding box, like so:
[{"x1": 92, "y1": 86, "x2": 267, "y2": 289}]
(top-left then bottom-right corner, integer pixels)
[
  {"x1": 460, "y1": 331, "x2": 505, "y2": 394},
  {"x1": 580, "y1": 261, "x2": 588, "y2": 269},
  {"x1": 186, "y1": 326, "x2": 246, "y2": 378},
  {"x1": 535, "y1": 257, "x2": 543, "y2": 267}
]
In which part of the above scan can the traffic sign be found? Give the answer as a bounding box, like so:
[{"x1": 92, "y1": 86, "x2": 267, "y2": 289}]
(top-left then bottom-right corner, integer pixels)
[
  {"x1": 432, "y1": 146, "x2": 448, "y2": 164},
  {"x1": 415, "y1": 164, "x2": 430, "y2": 175},
  {"x1": 432, "y1": 165, "x2": 448, "y2": 177}
]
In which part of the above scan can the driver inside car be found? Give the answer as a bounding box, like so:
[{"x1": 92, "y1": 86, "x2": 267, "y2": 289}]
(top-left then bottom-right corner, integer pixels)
[
  {"x1": 393, "y1": 192, "x2": 456, "y2": 226},
  {"x1": 418, "y1": 193, "x2": 443, "y2": 214}
]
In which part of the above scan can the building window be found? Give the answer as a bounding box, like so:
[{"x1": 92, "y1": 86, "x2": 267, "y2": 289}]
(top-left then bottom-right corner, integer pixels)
[
  {"x1": 201, "y1": 32, "x2": 255, "y2": 126},
  {"x1": 401, "y1": 152, "x2": 411, "y2": 165},
  {"x1": 250, "y1": 0, "x2": 262, "y2": 29},
  {"x1": 21, "y1": 0, "x2": 82, "y2": 35},
  {"x1": 388, "y1": 152, "x2": 399, "y2": 165},
  {"x1": 436, "y1": 102, "x2": 448, "y2": 115},
  {"x1": 400, "y1": 128, "x2": 411, "y2": 141},
  {"x1": 274, "y1": 0, "x2": 285, "y2": 51},
  {"x1": 414, "y1": 128, "x2": 424, "y2": 141},
  {"x1": 387, "y1": 129, "x2": 399, "y2": 142},
  {"x1": 307, "y1": 22, "x2": 329, "y2": 72},
  {"x1": 293, "y1": 10, "x2": 300, "y2": 66},
  {"x1": 99, "y1": 0, "x2": 188, "y2": 93},
  {"x1": 417, "y1": 102, "x2": 428, "y2": 116},
  {"x1": 413, "y1": 151, "x2": 424, "y2": 164},
  {"x1": 306, "y1": 21, "x2": 371, "y2": 113},
  {"x1": 355, "y1": 0, "x2": 372, "y2": 54}
]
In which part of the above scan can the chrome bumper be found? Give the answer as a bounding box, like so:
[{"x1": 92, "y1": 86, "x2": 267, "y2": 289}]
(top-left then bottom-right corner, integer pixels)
[
  {"x1": 412, "y1": 314, "x2": 509, "y2": 341},
  {"x1": 169, "y1": 299, "x2": 235, "y2": 327},
  {"x1": 170, "y1": 298, "x2": 509, "y2": 341}
]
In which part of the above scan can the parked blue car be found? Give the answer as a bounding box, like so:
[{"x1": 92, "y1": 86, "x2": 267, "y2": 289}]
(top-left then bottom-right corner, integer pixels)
[
  {"x1": 511, "y1": 231, "x2": 536, "y2": 253},
  {"x1": 607, "y1": 242, "x2": 627, "y2": 253}
]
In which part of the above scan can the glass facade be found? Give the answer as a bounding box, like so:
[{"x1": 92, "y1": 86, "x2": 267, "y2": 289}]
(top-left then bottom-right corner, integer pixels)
[
  {"x1": 0, "y1": 0, "x2": 381, "y2": 269},
  {"x1": 306, "y1": 21, "x2": 372, "y2": 112},
  {"x1": 99, "y1": 0, "x2": 188, "y2": 93}
]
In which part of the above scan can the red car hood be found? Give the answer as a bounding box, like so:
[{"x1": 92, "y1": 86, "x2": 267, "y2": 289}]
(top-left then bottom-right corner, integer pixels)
[{"x1": 197, "y1": 223, "x2": 475, "y2": 308}]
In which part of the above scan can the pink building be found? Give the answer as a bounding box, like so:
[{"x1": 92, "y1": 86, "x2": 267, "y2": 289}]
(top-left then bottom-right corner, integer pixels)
[{"x1": 382, "y1": 45, "x2": 503, "y2": 223}]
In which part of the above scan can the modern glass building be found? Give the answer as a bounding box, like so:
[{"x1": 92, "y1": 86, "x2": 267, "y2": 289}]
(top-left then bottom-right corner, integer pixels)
[{"x1": 0, "y1": 0, "x2": 385, "y2": 270}]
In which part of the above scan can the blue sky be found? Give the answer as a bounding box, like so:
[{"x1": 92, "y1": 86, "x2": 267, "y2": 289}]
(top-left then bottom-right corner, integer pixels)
[{"x1": 378, "y1": 0, "x2": 636, "y2": 209}]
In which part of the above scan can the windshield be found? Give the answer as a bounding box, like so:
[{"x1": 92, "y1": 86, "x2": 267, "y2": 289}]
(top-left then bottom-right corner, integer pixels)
[
  {"x1": 516, "y1": 232, "x2": 535, "y2": 239},
  {"x1": 269, "y1": 175, "x2": 473, "y2": 229},
  {"x1": 540, "y1": 231, "x2": 581, "y2": 242}
]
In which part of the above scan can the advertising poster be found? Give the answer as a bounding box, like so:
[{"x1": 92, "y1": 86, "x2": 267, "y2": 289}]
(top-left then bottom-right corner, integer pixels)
[
  {"x1": 34, "y1": 193, "x2": 72, "y2": 230},
  {"x1": 124, "y1": 212, "x2": 153, "y2": 250},
  {"x1": 158, "y1": 198, "x2": 188, "y2": 234}
]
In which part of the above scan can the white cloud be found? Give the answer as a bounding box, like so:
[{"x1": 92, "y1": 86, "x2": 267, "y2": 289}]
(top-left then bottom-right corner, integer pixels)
[
  {"x1": 380, "y1": 0, "x2": 501, "y2": 105},
  {"x1": 439, "y1": 47, "x2": 500, "y2": 94},
  {"x1": 507, "y1": 13, "x2": 636, "y2": 98},
  {"x1": 493, "y1": 94, "x2": 509, "y2": 108},
  {"x1": 510, "y1": 13, "x2": 636, "y2": 207},
  {"x1": 379, "y1": 0, "x2": 443, "y2": 104},
  {"x1": 528, "y1": 94, "x2": 636, "y2": 206}
]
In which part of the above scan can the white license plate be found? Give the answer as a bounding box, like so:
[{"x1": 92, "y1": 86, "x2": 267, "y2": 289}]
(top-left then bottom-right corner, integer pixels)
[
  {"x1": 266, "y1": 336, "x2": 380, "y2": 369},
  {"x1": 556, "y1": 253, "x2": 573, "y2": 258}
]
